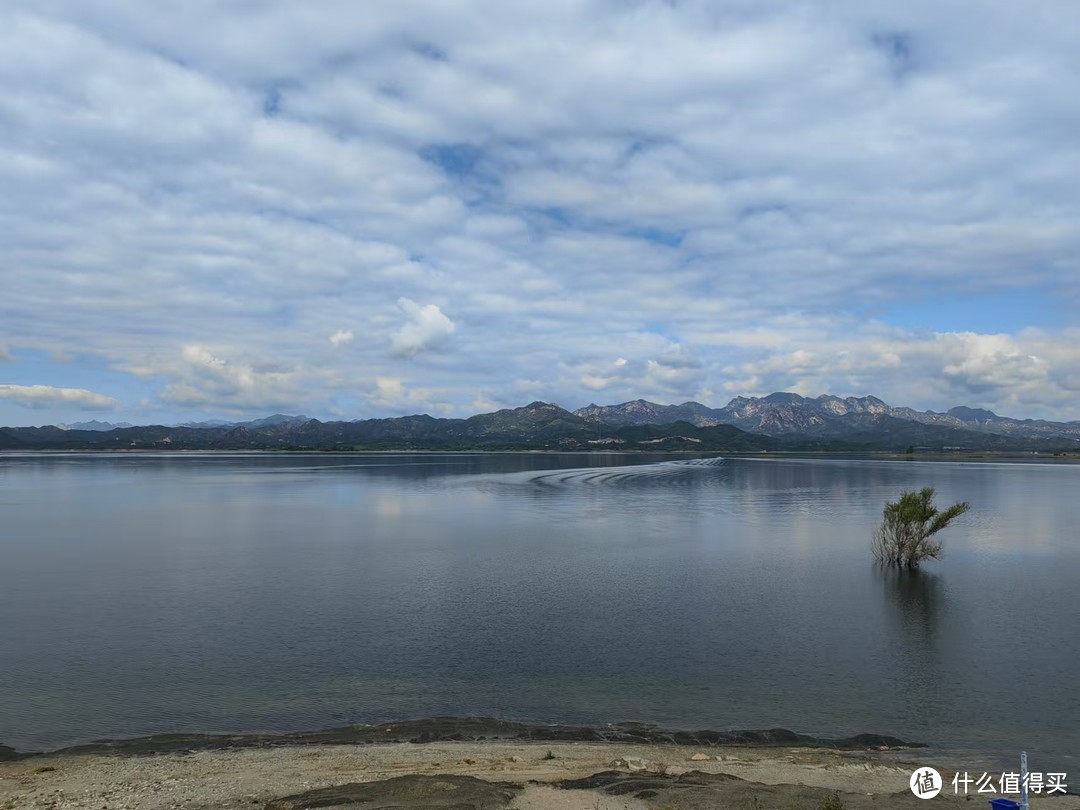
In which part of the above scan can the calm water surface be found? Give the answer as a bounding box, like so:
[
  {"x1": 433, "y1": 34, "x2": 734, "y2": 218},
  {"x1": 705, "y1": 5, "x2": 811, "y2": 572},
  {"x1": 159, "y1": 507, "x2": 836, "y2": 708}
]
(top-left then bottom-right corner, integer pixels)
[{"x1": 1, "y1": 453, "x2": 1077, "y2": 770}]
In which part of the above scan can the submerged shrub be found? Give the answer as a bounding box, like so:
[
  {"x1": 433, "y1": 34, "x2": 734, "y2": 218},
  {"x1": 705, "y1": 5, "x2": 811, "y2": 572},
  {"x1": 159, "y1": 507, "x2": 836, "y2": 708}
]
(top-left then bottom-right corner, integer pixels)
[{"x1": 872, "y1": 487, "x2": 970, "y2": 568}]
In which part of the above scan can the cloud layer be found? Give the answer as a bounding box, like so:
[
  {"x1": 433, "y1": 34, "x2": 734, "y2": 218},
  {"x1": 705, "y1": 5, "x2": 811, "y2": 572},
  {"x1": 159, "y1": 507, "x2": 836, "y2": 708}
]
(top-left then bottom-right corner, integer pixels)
[
  {"x1": 1, "y1": 1, "x2": 1078, "y2": 422},
  {"x1": 0, "y1": 385, "x2": 117, "y2": 410}
]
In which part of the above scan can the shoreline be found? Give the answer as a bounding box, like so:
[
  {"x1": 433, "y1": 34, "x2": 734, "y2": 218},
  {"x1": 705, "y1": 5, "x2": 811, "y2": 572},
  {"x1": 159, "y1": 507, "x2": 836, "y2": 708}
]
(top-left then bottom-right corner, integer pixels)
[
  {"x1": 3, "y1": 732, "x2": 1069, "y2": 810},
  {"x1": 3, "y1": 720, "x2": 1070, "y2": 809},
  {"x1": 3, "y1": 447, "x2": 1079, "y2": 463},
  {"x1": 0, "y1": 717, "x2": 926, "y2": 761}
]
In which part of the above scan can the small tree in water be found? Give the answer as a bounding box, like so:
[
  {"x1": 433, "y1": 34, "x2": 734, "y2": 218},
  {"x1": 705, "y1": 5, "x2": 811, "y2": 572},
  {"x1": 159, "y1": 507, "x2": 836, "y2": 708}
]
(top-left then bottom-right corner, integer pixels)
[{"x1": 872, "y1": 487, "x2": 970, "y2": 568}]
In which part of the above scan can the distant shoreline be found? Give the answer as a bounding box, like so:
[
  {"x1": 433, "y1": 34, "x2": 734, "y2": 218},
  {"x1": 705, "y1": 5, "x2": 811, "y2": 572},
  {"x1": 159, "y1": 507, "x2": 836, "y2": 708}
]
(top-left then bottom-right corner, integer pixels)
[{"x1": 2, "y1": 448, "x2": 1079, "y2": 463}]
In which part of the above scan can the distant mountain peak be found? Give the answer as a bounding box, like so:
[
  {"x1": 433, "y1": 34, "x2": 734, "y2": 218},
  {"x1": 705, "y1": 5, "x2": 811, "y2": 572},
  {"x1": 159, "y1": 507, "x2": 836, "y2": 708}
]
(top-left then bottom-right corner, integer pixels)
[
  {"x1": 947, "y1": 406, "x2": 1000, "y2": 422},
  {"x1": 175, "y1": 414, "x2": 309, "y2": 429},
  {"x1": 59, "y1": 420, "x2": 133, "y2": 432},
  {"x1": 520, "y1": 401, "x2": 567, "y2": 413},
  {"x1": 573, "y1": 399, "x2": 726, "y2": 428},
  {"x1": 620, "y1": 399, "x2": 666, "y2": 411},
  {"x1": 241, "y1": 414, "x2": 310, "y2": 428},
  {"x1": 762, "y1": 392, "x2": 806, "y2": 405}
]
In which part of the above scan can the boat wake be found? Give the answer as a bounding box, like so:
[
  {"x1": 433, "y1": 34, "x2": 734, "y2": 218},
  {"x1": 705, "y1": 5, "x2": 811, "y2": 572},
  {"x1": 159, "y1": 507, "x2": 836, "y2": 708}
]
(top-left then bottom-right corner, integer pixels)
[{"x1": 486, "y1": 456, "x2": 728, "y2": 489}]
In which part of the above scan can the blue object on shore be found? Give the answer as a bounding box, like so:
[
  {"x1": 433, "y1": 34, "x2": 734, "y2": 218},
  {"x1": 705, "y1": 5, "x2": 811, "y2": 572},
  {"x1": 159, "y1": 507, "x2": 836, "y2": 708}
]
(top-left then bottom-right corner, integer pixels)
[{"x1": 989, "y1": 800, "x2": 1020, "y2": 810}]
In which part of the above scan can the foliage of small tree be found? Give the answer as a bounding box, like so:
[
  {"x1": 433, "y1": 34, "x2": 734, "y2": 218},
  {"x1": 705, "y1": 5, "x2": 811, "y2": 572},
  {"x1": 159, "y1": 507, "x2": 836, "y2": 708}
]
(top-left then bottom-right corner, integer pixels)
[{"x1": 872, "y1": 487, "x2": 970, "y2": 568}]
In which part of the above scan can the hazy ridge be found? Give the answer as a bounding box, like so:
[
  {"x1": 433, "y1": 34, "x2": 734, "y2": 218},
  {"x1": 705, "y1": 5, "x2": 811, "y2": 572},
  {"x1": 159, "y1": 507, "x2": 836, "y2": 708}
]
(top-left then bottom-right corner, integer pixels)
[{"x1": 3, "y1": 393, "x2": 1078, "y2": 452}]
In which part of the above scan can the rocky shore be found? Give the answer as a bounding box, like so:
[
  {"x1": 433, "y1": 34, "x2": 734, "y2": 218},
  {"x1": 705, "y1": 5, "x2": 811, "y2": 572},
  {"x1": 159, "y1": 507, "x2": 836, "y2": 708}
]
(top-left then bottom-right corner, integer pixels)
[
  {"x1": 0, "y1": 719, "x2": 1067, "y2": 810},
  {"x1": 2, "y1": 717, "x2": 922, "y2": 760}
]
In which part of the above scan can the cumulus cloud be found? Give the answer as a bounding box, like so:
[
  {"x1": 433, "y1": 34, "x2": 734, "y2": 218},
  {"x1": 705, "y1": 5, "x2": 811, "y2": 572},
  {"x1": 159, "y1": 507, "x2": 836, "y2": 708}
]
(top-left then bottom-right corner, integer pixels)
[
  {"x1": 572, "y1": 341, "x2": 709, "y2": 402},
  {"x1": 0, "y1": 384, "x2": 117, "y2": 410},
  {"x1": 152, "y1": 345, "x2": 322, "y2": 413},
  {"x1": 938, "y1": 333, "x2": 1049, "y2": 391},
  {"x1": 328, "y1": 329, "x2": 354, "y2": 347},
  {"x1": 370, "y1": 377, "x2": 420, "y2": 408},
  {"x1": 390, "y1": 298, "x2": 456, "y2": 357}
]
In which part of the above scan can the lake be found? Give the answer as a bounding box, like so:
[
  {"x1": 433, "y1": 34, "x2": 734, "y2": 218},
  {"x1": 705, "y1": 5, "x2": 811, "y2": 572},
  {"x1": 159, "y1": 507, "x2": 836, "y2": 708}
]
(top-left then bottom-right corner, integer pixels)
[{"x1": 1, "y1": 452, "x2": 1077, "y2": 771}]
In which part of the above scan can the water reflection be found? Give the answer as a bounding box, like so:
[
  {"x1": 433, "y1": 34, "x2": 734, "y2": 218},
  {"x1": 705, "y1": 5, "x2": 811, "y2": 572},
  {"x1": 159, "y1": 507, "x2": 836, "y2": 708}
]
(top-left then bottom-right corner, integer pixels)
[{"x1": 878, "y1": 565, "x2": 944, "y2": 668}]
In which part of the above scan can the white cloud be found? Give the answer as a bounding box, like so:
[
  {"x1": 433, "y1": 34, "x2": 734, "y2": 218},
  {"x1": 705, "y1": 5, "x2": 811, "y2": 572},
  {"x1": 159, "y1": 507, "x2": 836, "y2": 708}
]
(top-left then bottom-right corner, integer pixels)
[
  {"x1": 0, "y1": 384, "x2": 117, "y2": 410},
  {"x1": 390, "y1": 298, "x2": 456, "y2": 357},
  {"x1": 151, "y1": 345, "x2": 323, "y2": 413},
  {"x1": 570, "y1": 340, "x2": 708, "y2": 402},
  {"x1": 1, "y1": 1, "x2": 1079, "y2": 422},
  {"x1": 368, "y1": 376, "x2": 451, "y2": 414},
  {"x1": 370, "y1": 376, "x2": 428, "y2": 408},
  {"x1": 328, "y1": 329, "x2": 354, "y2": 347}
]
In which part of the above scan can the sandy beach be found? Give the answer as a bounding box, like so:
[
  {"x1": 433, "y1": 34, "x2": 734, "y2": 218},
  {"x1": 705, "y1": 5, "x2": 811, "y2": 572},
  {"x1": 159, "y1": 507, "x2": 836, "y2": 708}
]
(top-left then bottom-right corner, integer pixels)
[{"x1": 2, "y1": 732, "x2": 1071, "y2": 810}]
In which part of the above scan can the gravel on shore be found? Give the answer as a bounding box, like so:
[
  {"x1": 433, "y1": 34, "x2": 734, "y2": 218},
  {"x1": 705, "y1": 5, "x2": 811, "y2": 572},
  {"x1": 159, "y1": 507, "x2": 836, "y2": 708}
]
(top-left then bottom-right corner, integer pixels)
[{"x1": 5, "y1": 738, "x2": 1071, "y2": 810}]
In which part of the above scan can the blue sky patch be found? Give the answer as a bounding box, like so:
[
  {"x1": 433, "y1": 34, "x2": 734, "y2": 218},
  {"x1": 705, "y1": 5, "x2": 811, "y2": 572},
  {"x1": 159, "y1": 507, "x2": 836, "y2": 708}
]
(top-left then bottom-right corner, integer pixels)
[
  {"x1": 420, "y1": 143, "x2": 486, "y2": 179},
  {"x1": 879, "y1": 285, "x2": 1065, "y2": 333},
  {"x1": 872, "y1": 31, "x2": 916, "y2": 78}
]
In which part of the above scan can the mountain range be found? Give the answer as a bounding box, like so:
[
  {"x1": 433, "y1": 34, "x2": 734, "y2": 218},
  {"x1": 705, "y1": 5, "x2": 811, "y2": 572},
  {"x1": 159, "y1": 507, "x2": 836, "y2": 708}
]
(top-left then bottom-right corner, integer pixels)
[
  {"x1": 574, "y1": 393, "x2": 1080, "y2": 443},
  {"x1": 1, "y1": 393, "x2": 1077, "y2": 453},
  {"x1": 56, "y1": 414, "x2": 311, "y2": 431}
]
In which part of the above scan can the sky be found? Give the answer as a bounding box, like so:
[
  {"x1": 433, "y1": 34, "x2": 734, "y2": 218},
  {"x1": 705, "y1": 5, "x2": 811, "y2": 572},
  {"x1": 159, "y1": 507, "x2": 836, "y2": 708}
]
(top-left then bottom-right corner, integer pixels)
[{"x1": 2, "y1": 0, "x2": 1079, "y2": 426}]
